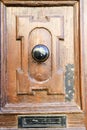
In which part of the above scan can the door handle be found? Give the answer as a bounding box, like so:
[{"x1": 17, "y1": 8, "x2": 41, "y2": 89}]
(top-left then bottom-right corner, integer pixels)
[{"x1": 32, "y1": 44, "x2": 50, "y2": 63}]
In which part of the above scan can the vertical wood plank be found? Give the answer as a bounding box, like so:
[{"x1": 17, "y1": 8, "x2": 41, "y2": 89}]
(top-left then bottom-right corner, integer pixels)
[
  {"x1": 80, "y1": 0, "x2": 87, "y2": 129},
  {"x1": 84, "y1": 0, "x2": 87, "y2": 129},
  {"x1": 0, "y1": 1, "x2": 1, "y2": 110}
]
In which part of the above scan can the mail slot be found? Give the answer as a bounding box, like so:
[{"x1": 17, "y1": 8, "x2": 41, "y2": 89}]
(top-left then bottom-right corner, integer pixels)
[{"x1": 18, "y1": 116, "x2": 66, "y2": 128}]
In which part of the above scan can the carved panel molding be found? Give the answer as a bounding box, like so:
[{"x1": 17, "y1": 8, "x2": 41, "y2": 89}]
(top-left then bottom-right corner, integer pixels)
[
  {"x1": 1, "y1": 0, "x2": 78, "y2": 6},
  {"x1": 16, "y1": 15, "x2": 64, "y2": 95}
]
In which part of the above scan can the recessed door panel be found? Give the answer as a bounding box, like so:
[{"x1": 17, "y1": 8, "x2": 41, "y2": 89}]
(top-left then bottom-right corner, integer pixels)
[{"x1": 4, "y1": 6, "x2": 76, "y2": 105}]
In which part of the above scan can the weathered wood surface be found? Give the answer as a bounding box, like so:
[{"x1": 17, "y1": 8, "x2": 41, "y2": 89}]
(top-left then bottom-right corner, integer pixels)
[{"x1": 0, "y1": 0, "x2": 87, "y2": 129}]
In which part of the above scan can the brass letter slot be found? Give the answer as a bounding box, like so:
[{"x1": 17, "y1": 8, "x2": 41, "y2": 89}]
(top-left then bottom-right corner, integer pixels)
[{"x1": 18, "y1": 115, "x2": 66, "y2": 128}]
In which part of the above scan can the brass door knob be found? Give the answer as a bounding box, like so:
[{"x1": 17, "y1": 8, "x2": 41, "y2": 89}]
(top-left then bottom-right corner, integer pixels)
[{"x1": 32, "y1": 44, "x2": 49, "y2": 62}]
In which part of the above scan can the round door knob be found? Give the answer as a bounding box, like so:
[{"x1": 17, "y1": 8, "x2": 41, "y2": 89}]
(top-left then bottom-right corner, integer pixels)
[{"x1": 32, "y1": 44, "x2": 50, "y2": 62}]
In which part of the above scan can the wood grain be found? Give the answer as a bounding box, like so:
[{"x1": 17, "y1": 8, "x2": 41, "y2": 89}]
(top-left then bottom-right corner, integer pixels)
[
  {"x1": 80, "y1": 0, "x2": 87, "y2": 129},
  {"x1": 0, "y1": 113, "x2": 85, "y2": 128},
  {"x1": 0, "y1": 0, "x2": 1, "y2": 110},
  {"x1": 1, "y1": 0, "x2": 78, "y2": 6},
  {"x1": 0, "y1": 0, "x2": 87, "y2": 129},
  {"x1": 4, "y1": 6, "x2": 71, "y2": 106}
]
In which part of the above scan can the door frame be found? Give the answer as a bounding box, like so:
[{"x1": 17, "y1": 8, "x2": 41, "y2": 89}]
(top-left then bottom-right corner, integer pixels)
[
  {"x1": 80, "y1": 0, "x2": 87, "y2": 128},
  {"x1": 0, "y1": 0, "x2": 87, "y2": 129}
]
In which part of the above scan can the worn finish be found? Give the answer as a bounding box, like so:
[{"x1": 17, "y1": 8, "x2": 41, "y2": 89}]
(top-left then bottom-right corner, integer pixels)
[
  {"x1": 1, "y1": 0, "x2": 79, "y2": 6},
  {"x1": 65, "y1": 64, "x2": 74, "y2": 101},
  {"x1": 0, "y1": 0, "x2": 87, "y2": 129},
  {"x1": 80, "y1": 0, "x2": 87, "y2": 128}
]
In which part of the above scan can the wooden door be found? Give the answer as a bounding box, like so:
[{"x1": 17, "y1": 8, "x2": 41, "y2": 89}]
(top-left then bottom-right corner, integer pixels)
[{"x1": 0, "y1": 0, "x2": 87, "y2": 129}]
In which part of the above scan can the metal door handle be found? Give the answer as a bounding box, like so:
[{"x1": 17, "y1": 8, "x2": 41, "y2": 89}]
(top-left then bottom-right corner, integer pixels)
[{"x1": 32, "y1": 44, "x2": 49, "y2": 63}]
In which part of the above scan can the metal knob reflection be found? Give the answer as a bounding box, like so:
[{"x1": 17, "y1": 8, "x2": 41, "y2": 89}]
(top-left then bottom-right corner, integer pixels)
[{"x1": 32, "y1": 44, "x2": 49, "y2": 62}]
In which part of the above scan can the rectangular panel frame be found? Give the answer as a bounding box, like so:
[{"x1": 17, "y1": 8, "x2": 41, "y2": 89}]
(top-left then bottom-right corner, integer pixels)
[{"x1": 0, "y1": 0, "x2": 85, "y2": 116}]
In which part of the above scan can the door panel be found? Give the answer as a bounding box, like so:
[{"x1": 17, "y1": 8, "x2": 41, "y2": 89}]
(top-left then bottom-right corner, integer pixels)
[
  {"x1": 3, "y1": 6, "x2": 76, "y2": 108},
  {"x1": 0, "y1": 0, "x2": 86, "y2": 129},
  {"x1": 2, "y1": 6, "x2": 79, "y2": 111},
  {"x1": 8, "y1": 7, "x2": 66, "y2": 103}
]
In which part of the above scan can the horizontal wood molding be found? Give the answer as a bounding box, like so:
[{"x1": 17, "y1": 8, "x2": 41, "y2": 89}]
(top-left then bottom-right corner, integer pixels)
[
  {"x1": 0, "y1": 113, "x2": 85, "y2": 128},
  {"x1": 0, "y1": 128, "x2": 86, "y2": 130},
  {"x1": 1, "y1": 0, "x2": 78, "y2": 6},
  {"x1": 1, "y1": 102, "x2": 83, "y2": 114},
  {"x1": 1, "y1": 127, "x2": 86, "y2": 130}
]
